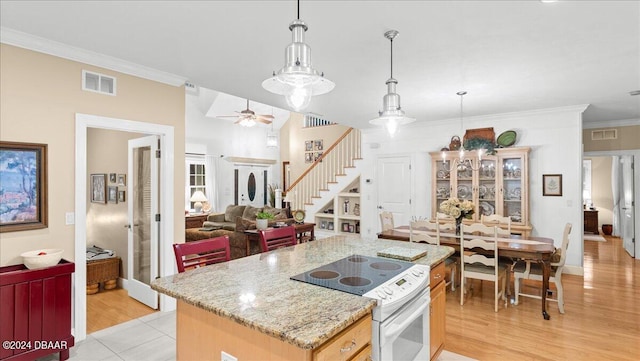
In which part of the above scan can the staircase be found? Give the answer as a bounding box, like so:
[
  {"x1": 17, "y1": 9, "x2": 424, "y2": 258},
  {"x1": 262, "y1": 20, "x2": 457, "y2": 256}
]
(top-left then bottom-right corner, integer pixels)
[{"x1": 286, "y1": 128, "x2": 362, "y2": 218}]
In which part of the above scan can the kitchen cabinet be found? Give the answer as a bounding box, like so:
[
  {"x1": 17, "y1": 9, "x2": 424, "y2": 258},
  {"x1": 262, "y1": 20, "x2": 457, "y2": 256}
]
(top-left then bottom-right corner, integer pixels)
[
  {"x1": 584, "y1": 210, "x2": 599, "y2": 234},
  {"x1": 315, "y1": 177, "x2": 361, "y2": 235},
  {"x1": 430, "y1": 147, "x2": 531, "y2": 237},
  {"x1": 429, "y1": 261, "x2": 446, "y2": 361}
]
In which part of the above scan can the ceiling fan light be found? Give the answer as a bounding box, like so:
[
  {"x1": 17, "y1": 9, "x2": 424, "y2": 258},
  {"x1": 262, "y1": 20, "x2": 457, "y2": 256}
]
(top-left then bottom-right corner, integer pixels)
[{"x1": 239, "y1": 118, "x2": 256, "y2": 127}]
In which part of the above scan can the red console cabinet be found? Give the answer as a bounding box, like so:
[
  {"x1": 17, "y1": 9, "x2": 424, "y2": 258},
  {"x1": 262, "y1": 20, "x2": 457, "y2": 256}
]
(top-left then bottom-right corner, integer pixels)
[{"x1": 0, "y1": 260, "x2": 75, "y2": 361}]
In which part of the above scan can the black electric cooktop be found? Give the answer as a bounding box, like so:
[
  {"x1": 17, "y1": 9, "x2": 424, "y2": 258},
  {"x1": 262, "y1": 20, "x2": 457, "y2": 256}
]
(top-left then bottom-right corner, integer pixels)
[{"x1": 290, "y1": 254, "x2": 414, "y2": 296}]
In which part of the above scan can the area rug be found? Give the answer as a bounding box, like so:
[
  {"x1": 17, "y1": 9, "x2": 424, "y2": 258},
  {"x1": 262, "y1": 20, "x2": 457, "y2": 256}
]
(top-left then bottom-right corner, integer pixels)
[
  {"x1": 584, "y1": 233, "x2": 606, "y2": 242},
  {"x1": 438, "y1": 350, "x2": 478, "y2": 361}
]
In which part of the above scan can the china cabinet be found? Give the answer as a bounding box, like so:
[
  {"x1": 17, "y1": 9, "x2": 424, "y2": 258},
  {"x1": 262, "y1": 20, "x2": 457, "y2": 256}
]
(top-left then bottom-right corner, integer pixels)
[{"x1": 430, "y1": 147, "x2": 531, "y2": 236}]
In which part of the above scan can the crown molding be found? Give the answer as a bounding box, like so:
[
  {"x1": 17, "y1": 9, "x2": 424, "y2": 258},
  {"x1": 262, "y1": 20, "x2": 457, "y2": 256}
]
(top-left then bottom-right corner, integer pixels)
[
  {"x1": 1, "y1": 27, "x2": 187, "y2": 87},
  {"x1": 582, "y1": 118, "x2": 640, "y2": 129}
]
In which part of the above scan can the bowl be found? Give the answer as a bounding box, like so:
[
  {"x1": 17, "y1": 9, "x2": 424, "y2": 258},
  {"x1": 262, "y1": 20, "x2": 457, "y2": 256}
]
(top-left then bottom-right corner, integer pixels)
[{"x1": 21, "y1": 249, "x2": 63, "y2": 269}]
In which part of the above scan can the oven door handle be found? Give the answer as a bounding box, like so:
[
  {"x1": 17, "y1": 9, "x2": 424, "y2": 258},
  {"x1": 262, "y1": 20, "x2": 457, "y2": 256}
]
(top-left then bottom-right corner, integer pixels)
[{"x1": 383, "y1": 300, "x2": 429, "y2": 340}]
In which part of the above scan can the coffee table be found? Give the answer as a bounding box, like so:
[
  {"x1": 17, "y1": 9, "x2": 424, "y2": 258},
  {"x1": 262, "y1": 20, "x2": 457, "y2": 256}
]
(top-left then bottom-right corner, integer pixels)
[{"x1": 244, "y1": 223, "x2": 316, "y2": 255}]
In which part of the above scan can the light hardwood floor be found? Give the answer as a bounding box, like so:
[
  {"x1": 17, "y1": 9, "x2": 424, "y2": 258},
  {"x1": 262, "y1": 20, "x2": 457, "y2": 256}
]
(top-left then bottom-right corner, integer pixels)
[
  {"x1": 87, "y1": 288, "x2": 157, "y2": 334},
  {"x1": 444, "y1": 235, "x2": 640, "y2": 360}
]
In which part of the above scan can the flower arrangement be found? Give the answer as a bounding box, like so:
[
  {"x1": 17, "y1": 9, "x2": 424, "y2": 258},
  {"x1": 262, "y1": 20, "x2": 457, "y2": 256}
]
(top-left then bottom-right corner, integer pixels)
[{"x1": 439, "y1": 197, "x2": 474, "y2": 222}]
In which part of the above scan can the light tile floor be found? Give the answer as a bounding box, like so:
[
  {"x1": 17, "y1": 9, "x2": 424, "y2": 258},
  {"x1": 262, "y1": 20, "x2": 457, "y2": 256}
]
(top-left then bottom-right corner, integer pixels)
[{"x1": 38, "y1": 311, "x2": 475, "y2": 361}]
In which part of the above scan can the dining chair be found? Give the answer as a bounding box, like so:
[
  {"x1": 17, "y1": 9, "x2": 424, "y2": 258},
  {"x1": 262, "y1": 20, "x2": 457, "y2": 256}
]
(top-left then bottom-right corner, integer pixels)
[
  {"x1": 435, "y1": 212, "x2": 456, "y2": 234},
  {"x1": 459, "y1": 223, "x2": 508, "y2": 312},
  {"x1": 379, "y1": 211, "x2": 395, "y2": 231},
  {"x1": 410, "y1": 219, "x2": 457, "y2": 291},
  {"x1": 481, "y1": 214, "x2": 512, "y2": 237},
  {"x1": 514, "y1": 223, "x2": 572, "y2": 313},
  {"x1": 258, "y1": 226, "x2": 298, "y2": 252},
  {"x1": 173, "y1": 235, "x2": 231, "y2": 273}
]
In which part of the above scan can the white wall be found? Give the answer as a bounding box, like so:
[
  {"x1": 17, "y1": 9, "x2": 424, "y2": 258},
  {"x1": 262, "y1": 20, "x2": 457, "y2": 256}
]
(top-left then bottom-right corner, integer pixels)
[
  {"x1": 185, "y1": 88, "x2": 281, "y2": 210},
  {"x1": 360, "y1": 105, "x2": 587, "y2": 271}
]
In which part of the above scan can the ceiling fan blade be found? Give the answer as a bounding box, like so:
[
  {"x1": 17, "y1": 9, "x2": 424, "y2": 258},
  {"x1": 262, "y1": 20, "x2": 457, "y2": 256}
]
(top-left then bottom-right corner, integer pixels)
[
  {"x1": 218, "y1": 115, "x2": 239, "y2": 118},
  {"x1": 257, "y1": 114, "x2": 275, "y2": 119},
  {"x1": 256, "y1": 118, "x2": 272, "y2": 124}
]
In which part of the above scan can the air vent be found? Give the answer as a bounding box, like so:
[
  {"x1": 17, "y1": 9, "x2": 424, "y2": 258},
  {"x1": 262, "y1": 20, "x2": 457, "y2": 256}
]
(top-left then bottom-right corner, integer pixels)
[
  {"x1": 591, "y1": 129, "x2": 617, "y2": 140},
  {"x1": 82, "y1": 70, "x2": 116, "y2": 95},
  {"x1": 304, "y1": 113, "x2": 336, "y2": 128}
]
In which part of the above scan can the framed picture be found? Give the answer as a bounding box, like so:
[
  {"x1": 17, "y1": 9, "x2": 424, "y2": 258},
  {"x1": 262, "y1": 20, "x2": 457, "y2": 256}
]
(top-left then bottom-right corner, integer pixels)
[
  {"x1": 327, "y1": 221, "x2": 334, "y2": 230},
  {"x1": 117, "y1": 174, "x2": 126, "y2": 186},
  {"x1": 543, "y1": 174, "x2": 563, "y2": 196},
  {"x1": 305, "y1": 140, "x2": 313, "y2": 151},
  {"x1": 305, "y1": 153, "x2": 313, "y2": 163},
  {"x1": 349, "y1": 224, "x2": 355, "y2": 233},
  {"x1": 107, "y1": 186, "x2": 118, "y2": 203},
  {"x1": 314, "y1": 152, "x2": 323, "y2": 162},
  {"x1": 314, "y1": 140, "x2": 323, "y2": 151},
  {"x1": 91, "y1": 174, "x2": 107, "y2": 204},
  {"x1": 118, "y1": 190, "x2": 126, "y2": 202},
  {"x1": 0, "y1": 141, "x2": 48, "y2": 232},
  {"x1": 109, "y1": 173, "x2": 117, "y2": 183},
  {"x1": 321, "y1": 221, "x2": 327, "y2": 229},
  {"x1": 342, "y1": 222, "x2": 350, "y2": 232}
]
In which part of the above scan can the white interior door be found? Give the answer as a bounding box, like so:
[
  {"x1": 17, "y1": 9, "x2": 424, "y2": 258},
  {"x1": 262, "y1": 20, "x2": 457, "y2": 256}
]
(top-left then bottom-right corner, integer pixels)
[
  {"x1": 127, "y1": 135, "x2": 159, "y2": 309},
  {"x1": 621, "y1": 155, "x2": 635, "y2": 257},
  {"x1": 377, "y1": 156, "x2": 412, "y2": 229}
]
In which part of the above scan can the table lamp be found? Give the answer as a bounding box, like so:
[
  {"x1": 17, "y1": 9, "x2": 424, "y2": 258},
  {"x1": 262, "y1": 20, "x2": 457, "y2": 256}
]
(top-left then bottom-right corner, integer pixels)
[{"x1": 190, "y1": 191, "x2": 208, "y2": 214}]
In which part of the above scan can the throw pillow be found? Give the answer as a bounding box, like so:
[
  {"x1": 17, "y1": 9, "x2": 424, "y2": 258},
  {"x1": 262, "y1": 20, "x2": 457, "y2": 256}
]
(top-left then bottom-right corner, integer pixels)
[
  {"x1": 242, "y1": 205, "x2": 263, "y2": 220},
  {"x1": 235, "y1": 217, "x2": 257, "y2": 232},
  {"x1": 263, "y1": 205, "x2": 288, "y2": 219},
  {"x1": 225, "y1": 205, "x2": 246, "y2": 222}
]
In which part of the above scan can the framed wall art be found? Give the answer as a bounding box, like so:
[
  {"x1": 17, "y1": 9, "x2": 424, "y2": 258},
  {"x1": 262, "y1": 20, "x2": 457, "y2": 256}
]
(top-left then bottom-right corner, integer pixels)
[
  {"x1": 118, "y1": 190, "x2": 126, "y2": 203},
  {"x1": 543, "y1": 174, "x2": 562, "y2": 196},
  {"x1": 0, "y1": 141, "x2": 48, "y2": 232},
  {"x1": 109, "y1": 173, "x2": 117, "y2": 183},
  {"x1": 91, "y1": 174, "x2": 107, "y2": 204},
  {"x1": 117, "y1": 174, "x2": 126, "y2": 186},
  {"x1": 107, "y1": 186, "x2": 118, "y2": 204}
]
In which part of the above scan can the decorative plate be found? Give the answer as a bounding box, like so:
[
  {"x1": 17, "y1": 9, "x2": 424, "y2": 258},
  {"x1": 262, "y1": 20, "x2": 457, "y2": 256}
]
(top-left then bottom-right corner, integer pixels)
[
  {"x1": 497, "y1": 130, "x2": 517, "y2": 147},
  {"x1": 437, "y1": 170, "x2": 446, "y2": 179},
  {"x1": 293, "y1": 210, "x2": 306, "y2": 223},
  {"x1": 457, "y1": 185, "x2": 470, "y2": 198},
  {"x1": 479, "y1": 185, "x2": 488, "y2": 198},
  {"x1": 480, "y1": 201, "x2": 495, "y2": 216},
  {"x1": 512, "y1": 187, "x2": 521, "y2": 199}
]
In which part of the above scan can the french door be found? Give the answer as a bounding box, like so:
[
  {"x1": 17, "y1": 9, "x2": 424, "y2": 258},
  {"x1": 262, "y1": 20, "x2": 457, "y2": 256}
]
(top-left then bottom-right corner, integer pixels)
[{"x1": 127, "y1": 135, "x2": 159, "y2": 309}]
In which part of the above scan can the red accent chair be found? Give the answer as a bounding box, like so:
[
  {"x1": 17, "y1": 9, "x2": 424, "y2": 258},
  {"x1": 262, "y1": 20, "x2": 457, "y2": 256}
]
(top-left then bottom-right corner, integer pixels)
[
  {"x1": 173, "y1": 236, "x2": 231, "y2": 273},
  {"x1": 258, "y1": 226, "x2": 297, "y2": 252}
]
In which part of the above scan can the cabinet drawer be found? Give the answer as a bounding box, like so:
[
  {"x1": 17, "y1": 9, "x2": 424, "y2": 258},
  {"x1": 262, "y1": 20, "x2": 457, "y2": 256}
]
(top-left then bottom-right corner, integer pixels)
[
  {"x1": 430, "y1": 261, "x2": 446, "y2": 288},
  {"x1": 313, "y1": 315, "x2": 371, "y2": 361},
  {"x1": 350, "y1": 344, "x2": 372, "y2": 361}
]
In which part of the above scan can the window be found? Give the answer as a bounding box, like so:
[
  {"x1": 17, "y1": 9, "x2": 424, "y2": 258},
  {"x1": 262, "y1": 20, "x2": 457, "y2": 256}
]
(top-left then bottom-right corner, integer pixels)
[{"x1": 185, "y1": 156, "x2": 206, "y2": 212}]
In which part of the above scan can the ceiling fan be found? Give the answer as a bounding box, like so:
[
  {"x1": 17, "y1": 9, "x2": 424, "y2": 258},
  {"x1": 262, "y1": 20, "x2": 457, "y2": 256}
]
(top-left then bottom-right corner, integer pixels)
[{"x1": 217, "y1": 99, "x2": 274, "y2": 127}]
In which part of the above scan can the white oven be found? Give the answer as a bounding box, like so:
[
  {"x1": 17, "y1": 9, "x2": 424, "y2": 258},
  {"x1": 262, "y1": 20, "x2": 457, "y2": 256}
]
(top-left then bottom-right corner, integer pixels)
[{"x1": 366, "y1": 265, "x2": 430, "y2": 361}]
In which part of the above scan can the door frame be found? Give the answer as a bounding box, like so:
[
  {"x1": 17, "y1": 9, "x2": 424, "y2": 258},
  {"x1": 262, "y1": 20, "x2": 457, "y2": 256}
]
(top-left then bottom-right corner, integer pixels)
[
  {"x1": 583, "y1": 150, "x2": 640, "y2": 259},
  {"x1": 75, "y1": 113, "x2": 175, "y2": 341}
]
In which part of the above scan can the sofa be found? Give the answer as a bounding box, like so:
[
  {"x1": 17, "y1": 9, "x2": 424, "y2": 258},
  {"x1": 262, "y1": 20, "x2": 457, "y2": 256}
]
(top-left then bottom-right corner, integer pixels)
[{"x1": 203, "y1": 204, "x2": 291, "y2": 232}]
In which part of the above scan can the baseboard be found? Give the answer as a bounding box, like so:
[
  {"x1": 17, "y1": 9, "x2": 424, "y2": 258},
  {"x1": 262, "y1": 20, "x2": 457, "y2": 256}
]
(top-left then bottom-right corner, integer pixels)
[
  {"x1": 119, "y1": 277, "x2": 128, "y2": 290},
  {"x1": 563, "y1": 265, "x2": 584, "y2": 276}
]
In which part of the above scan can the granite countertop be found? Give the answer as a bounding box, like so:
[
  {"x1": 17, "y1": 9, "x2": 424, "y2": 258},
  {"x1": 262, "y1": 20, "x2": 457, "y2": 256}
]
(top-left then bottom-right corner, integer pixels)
[{"x1": 151, "y1": 235, "x2": 454, "y2": 350}]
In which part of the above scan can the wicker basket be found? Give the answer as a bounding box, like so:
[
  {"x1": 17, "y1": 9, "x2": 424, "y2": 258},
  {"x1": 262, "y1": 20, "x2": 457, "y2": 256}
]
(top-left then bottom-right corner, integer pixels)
[{"x1": 86, "y1": 257, "x2": 120, "y2": 285}]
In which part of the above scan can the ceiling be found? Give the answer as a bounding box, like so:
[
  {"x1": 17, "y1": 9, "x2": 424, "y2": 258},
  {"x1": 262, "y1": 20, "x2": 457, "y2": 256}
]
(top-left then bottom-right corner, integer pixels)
[{"x1": 1, "y1": 1, "x2": 638, "y2": 130}]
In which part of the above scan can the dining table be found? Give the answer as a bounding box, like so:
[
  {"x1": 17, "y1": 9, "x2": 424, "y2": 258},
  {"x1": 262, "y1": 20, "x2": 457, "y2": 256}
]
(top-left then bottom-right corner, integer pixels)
[{"x1": 378, "y1": 226, "x2": 557, "y2": 320}]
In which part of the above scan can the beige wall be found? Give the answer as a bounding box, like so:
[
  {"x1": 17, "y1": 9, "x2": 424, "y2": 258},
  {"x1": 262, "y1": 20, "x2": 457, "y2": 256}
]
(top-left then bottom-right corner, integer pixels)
[
  {"x1": 583, "y1": 125, "x2": 640, "y2": 152},
  {"x1": 0, "y1": 44, "x2": 185, "y2": 266},
  {"x1": 283, "y1": 113, "x2": 351, "y2": 185},
  {"x1": 586, "y1": 156, "x2": 614, "y2": 228}
]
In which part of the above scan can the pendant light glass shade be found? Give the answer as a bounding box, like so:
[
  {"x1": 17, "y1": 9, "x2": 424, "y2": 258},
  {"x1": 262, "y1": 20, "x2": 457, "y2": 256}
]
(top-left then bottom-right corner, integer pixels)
[
  {"x1": 262, "y1": 4, "x2": 334, "y2": 112},
  {"x1": 369, "y1": 30, "x2": 414, "y2": 137}
]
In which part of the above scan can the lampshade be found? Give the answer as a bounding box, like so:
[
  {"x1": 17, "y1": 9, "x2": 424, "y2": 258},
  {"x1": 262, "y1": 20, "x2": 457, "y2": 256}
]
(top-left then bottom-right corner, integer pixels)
[
  {"x1": 369, "y1": 30, "x2": 414, "y2": 137},
  {"x1": 190, "y1": 190, "x2": 208, "y2": 214},
  {"x1": 262, "y1": 2, "x2": 334, "y2": 111}
]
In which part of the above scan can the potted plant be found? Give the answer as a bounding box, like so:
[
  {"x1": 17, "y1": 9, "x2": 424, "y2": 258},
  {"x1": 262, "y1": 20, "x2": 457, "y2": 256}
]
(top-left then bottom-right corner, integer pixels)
[{"x1": 255, "y1": 211, "x2": 274, "y2": 230}]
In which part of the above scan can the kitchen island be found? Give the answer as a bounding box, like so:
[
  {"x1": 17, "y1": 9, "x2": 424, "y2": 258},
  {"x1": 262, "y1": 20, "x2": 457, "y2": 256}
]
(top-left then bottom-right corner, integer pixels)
[{"x1": 152, "y1": 235, "x2": 454, "y2": 360}]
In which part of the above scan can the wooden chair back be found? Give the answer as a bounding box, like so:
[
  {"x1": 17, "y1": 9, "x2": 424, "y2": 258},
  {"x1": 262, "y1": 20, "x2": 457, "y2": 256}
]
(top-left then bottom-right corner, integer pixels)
[
  {"x1": 259, "y1": 226, "x2": 297, "y2": 252},
  {"x1": 481, "y1": 214, "x2": 511, "y2": 236},
  {"x1": 173, "y1": 236, "x2": 231, "y2": 273},
  {"x1": 380, "y1": 211, "x2": 395, "y2": 231},
  {"x1": 435, "y1": 212, "x2": 455, "y2": 234},
  {"x1": 555, "y1": 223, "x2": 573, "y2": 267},
  {"x1": 410, "y1": 219, "x2": 439, "y2": 245}
]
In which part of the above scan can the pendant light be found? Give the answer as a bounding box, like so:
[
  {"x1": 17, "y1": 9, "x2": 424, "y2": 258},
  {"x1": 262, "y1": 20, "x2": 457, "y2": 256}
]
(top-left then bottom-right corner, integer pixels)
[
  {"x1": 369, "y1": 30, "x2": 415, "y2": 137},
  {"x1": 266, "y1": 108, "x2": 279, "y2": 148},
  {"x1": 441, "y1": 91, "x2": 482, "y2": 171},
  {"x1": 262, "y1": 0, "x2": 335, "y2": 111}
]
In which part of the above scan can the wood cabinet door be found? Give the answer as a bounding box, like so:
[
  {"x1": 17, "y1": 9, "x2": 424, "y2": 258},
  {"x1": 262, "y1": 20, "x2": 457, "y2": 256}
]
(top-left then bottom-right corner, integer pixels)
[{"x1": 430, "y1": 281, "x2": 446, "y2": 360}]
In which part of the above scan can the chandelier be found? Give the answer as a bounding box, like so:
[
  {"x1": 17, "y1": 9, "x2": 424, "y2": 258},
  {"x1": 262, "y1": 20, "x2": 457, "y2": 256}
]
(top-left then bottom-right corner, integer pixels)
[
  {"x1": 262, "y1": 0, "x2": 334, "y2": 111},
  {"x1": 442, "y1": 91, "x2": 483, "y2": 172},
  {"x1": 369, "y1": 30, "x2": 415, "y2": 137}
]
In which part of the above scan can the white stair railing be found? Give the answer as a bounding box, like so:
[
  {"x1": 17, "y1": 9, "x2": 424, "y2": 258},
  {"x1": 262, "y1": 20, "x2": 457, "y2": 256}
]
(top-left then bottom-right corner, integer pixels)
[{"x1": 286, "y1": 128, "x2": 361, "y2": 210}]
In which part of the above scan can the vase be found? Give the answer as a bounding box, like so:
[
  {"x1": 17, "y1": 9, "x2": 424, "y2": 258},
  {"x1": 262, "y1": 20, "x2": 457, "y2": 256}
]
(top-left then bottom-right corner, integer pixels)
[
  {"x1": 256, "y1": 219, "x2": 269, "y2": 230},
  {"x1": 455, "y1": 218, "x2": 462, "y2": 235}
]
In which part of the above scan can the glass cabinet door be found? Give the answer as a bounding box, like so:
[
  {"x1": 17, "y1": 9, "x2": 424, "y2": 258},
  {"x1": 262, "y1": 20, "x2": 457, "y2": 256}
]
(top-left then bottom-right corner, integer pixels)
[
  {"x1": 477, "y1": 158, "x2": 497, "y2": 219},
  {"x1": 456, "y1": 162, "x2": 473, "y2": 204},
  {"x1": 434, "y1": 159, "x2": 452, "y2": 212},
  {"x1": 501, "y1": 156, "x2": 524, "y2": 224}
]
